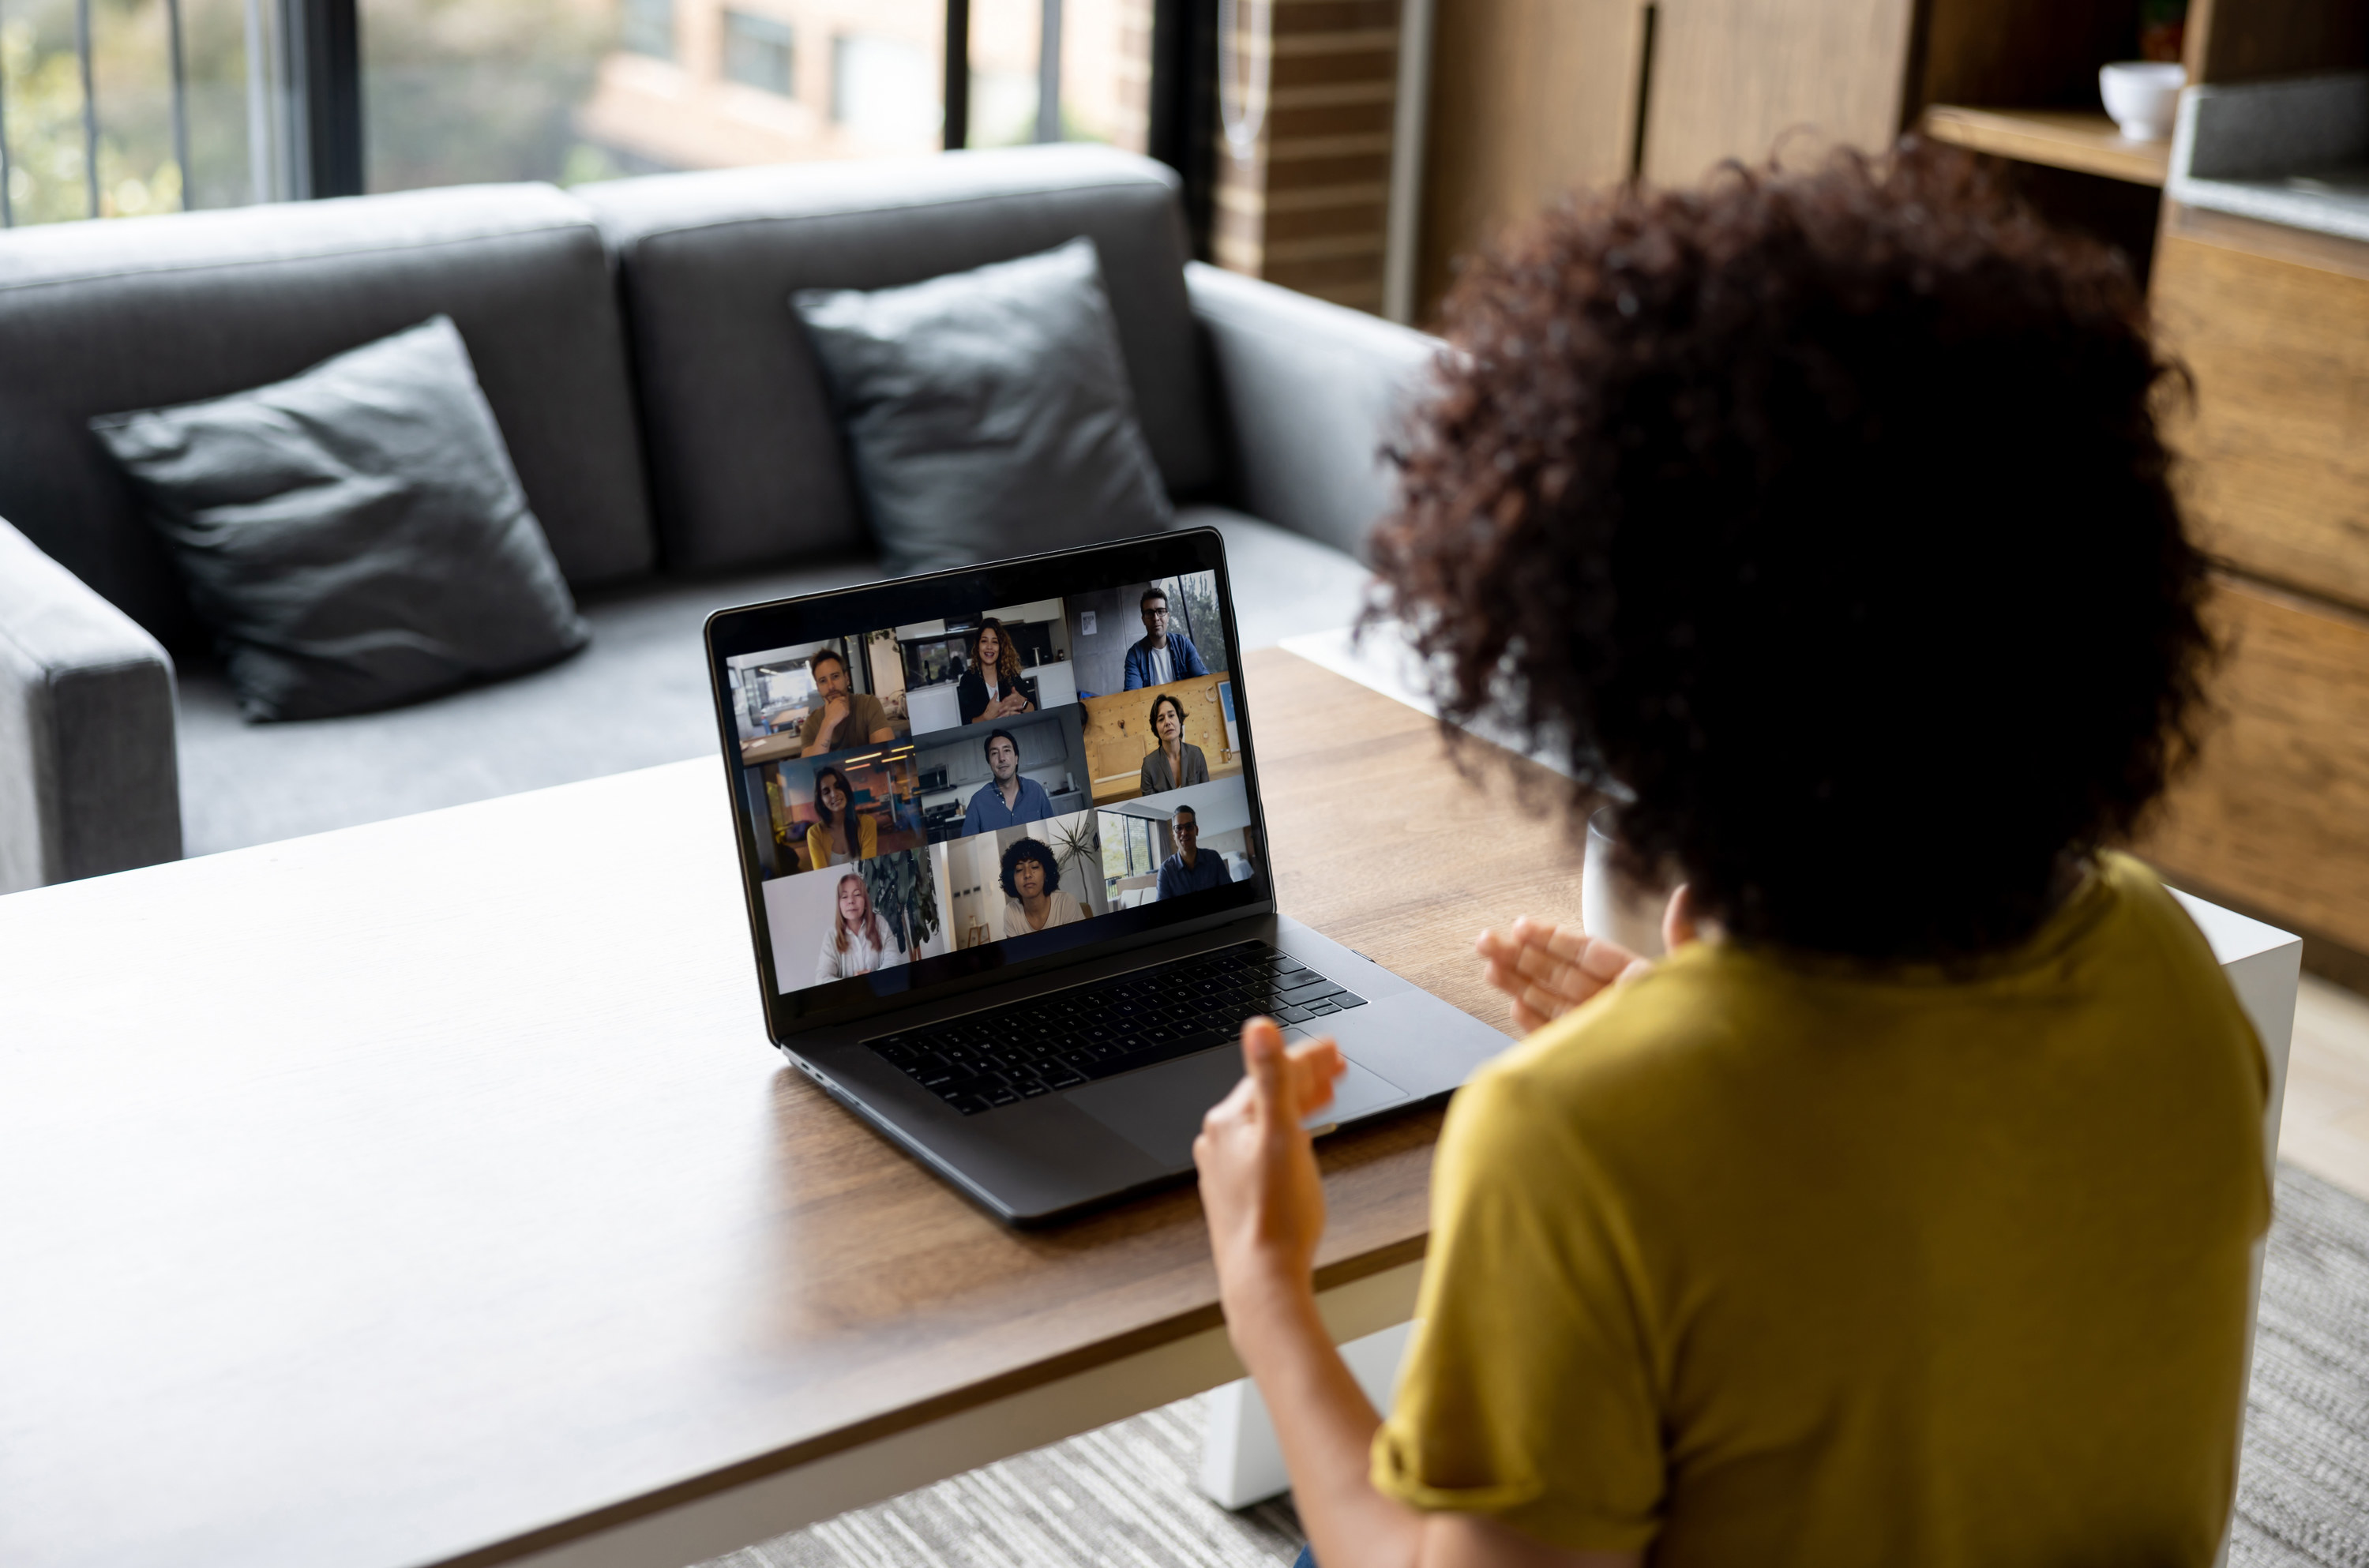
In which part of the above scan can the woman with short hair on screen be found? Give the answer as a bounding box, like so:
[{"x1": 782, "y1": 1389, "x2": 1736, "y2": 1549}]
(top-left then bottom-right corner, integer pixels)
[
  {"x1": 1000, "y1": 837, "x2": 1087, "y2": 936},
  {"x1": 814, "y1": 873, "x2": 902, "y2": 983},
  {"x1": 958, "y1": 617, "x2": 1038, "y2": 726},
  {"x1": 1191, "y1": 144, "x2": 2264, "y2": 1568},
  {"x1": 802, "y1": 766, "x2": 877, "y2": 870},
  {"x1": 1137, "y1": 691, "x2": 1208, "y2": 797}
]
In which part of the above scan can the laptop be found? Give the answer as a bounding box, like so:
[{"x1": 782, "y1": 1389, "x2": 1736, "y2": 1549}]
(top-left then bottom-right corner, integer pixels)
[{"x1": 704, "y1": 527, "x2": 1509, "y2": 1224}]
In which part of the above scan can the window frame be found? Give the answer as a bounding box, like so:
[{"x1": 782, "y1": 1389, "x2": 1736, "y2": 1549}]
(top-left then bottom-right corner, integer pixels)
[{"x1": 290, "y1": 0, "x2": 1208, "y2": 234}]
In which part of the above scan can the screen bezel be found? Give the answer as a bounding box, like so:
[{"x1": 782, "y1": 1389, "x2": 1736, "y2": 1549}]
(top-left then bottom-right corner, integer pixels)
[{"x1": 704, "y1": 528, "x2": 1275, "y2": 1040}]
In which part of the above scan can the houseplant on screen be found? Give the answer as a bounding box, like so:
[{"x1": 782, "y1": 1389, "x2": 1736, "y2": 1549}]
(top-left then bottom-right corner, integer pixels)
[{"x1": 862, "y1": 851, "x2": 942, "y2": 958}]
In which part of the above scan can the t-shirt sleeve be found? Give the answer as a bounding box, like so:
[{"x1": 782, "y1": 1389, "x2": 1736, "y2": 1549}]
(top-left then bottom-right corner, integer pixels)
[{"x1": 1372, "y1": 1064, "x2": 1666, "y2": 1554}]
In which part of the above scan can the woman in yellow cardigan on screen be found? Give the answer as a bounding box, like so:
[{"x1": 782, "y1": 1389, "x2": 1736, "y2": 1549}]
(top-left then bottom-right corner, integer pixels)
[{"x1": 802, "y1": 766, "x2": 877, "y2": 870}]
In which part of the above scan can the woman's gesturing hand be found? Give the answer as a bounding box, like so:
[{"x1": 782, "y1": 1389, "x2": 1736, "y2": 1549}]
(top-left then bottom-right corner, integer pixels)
[
  {"x1": 1194, "y1": 1018, "x2": 1346, "y2": 1295},
  {"x1": 1474, "y1": 917, "x2": 1650, "y2": 1032}
]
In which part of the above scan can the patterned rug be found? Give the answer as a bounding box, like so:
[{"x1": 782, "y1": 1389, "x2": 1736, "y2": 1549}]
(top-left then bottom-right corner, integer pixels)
[
  {"x1": 706, "y1": 1162, "x2": 2369, "y2": 1568},
  {"x1": 2232, "y1": 1165, "x2": 2369, "y2": 1567}
]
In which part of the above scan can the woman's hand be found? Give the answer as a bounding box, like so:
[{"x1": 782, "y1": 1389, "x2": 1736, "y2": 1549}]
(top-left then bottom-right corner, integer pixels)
[
  {"x1": 1475, "y1": 917, "x2": 1650, "y2": 1031},
  {"x1": 1194, "y1": 1018, "x2": 1345, "y2": 1297},
  {"x1": 1477, "y1": 891, "x2": 1703, "y2": 1032}
]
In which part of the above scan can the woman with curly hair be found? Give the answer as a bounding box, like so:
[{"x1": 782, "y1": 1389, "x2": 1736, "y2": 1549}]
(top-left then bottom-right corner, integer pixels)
[
  {"x1": 1138, "y1": 690, "x2": 1208, "y2": 795},
  {"x1": 1000, "y1": 835, "x2": 1088, "y2": 935},
  {"x1": 958, "y1": 616, "x2": 1038, "y2": 725},
  {"x1": 1193, "y1": 144, "x2": 2263, "y2": 1568},
  {"x1": 802, "y1": 765, "x2": 877, "y2": 869}
]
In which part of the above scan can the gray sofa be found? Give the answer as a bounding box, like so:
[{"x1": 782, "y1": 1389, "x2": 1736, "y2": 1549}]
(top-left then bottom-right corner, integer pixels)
[{"x1": 0, "y1": 144, "x2": 1436, "y2": 895}]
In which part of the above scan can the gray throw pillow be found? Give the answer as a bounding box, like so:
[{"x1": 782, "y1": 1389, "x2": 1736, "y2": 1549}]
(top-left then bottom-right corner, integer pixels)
[
  {"x1": 90, "y1": 316, "x2": 589, "y2": 722},
  {"x1": 793, "y1": 237, "x2": 1174, "y2": 576}
]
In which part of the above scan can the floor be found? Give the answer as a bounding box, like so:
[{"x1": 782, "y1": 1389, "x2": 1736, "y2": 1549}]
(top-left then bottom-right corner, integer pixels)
[{"x1": 2280, "y1": 974, "x2": 2369, "y2": 1202}]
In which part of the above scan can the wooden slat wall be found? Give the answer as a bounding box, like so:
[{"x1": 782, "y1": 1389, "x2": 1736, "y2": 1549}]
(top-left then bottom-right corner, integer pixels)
[
  {"x1": 1212, "y1": 0, "x2": 1402, "y2": 312},
  {"x1": 1639, "y1": 0, "x2": 1916, "y2": 186},
  {"x1": 1414, "y1": 0, "x2": 1644, "y2": 324}
]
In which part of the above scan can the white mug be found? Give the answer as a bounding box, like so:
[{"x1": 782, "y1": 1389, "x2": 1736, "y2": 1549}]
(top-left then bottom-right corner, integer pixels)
[{"x1": 1581, "y1": 808, "x2": 1669, "y2": 958}]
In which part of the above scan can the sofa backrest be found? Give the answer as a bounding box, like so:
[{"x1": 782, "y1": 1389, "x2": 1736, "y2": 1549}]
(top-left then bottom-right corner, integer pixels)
[
  {"x1": 0, "y1": 185, "x2": 655, "y2": 648},
  {"x1": 576, "y1": 144, "x2": 1218, "y2": 574}
]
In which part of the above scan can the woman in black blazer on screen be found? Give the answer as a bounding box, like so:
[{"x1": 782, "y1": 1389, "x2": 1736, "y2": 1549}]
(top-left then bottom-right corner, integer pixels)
[{"x1": 957, "y1": 617, "x2": 1038, "y2": 726}]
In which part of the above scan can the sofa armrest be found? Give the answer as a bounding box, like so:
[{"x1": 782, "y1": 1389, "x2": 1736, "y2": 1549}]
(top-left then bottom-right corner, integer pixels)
[
  {"x1": 0, "y1": 518, "x2": 181, "y2": 893},
  {"x1": 1185, "y1": 262, "x2": 1442, "y2": 563}
]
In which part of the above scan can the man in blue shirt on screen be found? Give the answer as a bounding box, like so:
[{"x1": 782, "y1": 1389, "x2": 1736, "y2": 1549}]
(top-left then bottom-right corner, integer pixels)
[
  {"x1": 963, "y1": 729, "x2": 1055, "y2": 835},
  {"x1": 1121, "y1": 587, "x2": 1211, "y2": 690},
  {"x1": 1154, "y1": 805, "x2": 1232, "y2": 898}
]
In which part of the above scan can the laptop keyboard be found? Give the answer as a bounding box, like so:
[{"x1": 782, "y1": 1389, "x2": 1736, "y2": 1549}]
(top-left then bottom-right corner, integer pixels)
[{"x1": 865, "y1": 941, "x2": 1367, "y2": 1116}]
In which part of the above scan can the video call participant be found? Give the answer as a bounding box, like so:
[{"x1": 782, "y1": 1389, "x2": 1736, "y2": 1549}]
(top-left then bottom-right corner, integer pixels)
[
  {"x1": 1138, "y1": 692, "x2": 1209, "y2": 795},
  {"x1": 1154, "y1": 805, "x2": 1232, "y2": 899},
  {"x1": 1001, "y1": 838, "x2": 1088, "y2": 935},
  {"x1": 803, "y1": 765, "x2": 877, "y2": 869},
  {"x1": 963, "y1": 729, "x2": 1055, "y2": 835},
  {"x1": 815, "y1": 873, "x2": 903, "y2": 982},
  {"x1": 958, "y1": 617, "x2": 1038, "y2": 725},
  {"x1": 1121, "y1": 587, "x2": 1211, "y2": 689},
  {"x1": 799, "y1": 647, "x2": 895, "y2": 752}
]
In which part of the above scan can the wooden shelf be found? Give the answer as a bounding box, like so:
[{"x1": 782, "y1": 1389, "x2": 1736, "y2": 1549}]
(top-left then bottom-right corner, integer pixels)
[{"x1": 1921, "y1": 105, "x2": 2172, "y2": 186}]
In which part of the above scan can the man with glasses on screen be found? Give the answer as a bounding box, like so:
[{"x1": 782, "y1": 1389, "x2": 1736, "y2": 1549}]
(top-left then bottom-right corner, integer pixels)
[
  {"x1": 1122, "y1": 587, "x2": 1211, "y2": 690},
  {"x1": 1154, "y1": 805, "x2": 1231, "y2": 899}
]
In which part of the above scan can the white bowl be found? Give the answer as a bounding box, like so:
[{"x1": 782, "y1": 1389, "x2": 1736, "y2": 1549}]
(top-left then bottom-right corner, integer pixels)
[{"x1": 2100, "y1": 61, "x2": 2186, "y2": 141}]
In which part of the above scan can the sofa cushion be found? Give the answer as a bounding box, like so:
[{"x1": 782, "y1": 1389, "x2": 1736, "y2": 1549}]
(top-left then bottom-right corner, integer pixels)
[
  {"x1": 0, "y1": 184, "x2": 655, "y2": 651},
  {"x1": 93, "y1": 317, "x2": 591, "y2": 721},
  {"x1": 174, "y1": 509, "x2": 1368, "y2": 855},
  {"x1": 576, "y1": 145, "x2": 1218, "y2": 572},
  {"x1": 174, "y1": 557, "x2": 880, "y2": 856},
  {"x1": 794, "y1": 238, "x2": 1173, "y2": 576}
]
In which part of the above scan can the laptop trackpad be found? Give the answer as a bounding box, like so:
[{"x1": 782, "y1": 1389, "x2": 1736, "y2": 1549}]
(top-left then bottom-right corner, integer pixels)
[{"x1": 1069, "y1": 1049, "x2": 1410, "y2": 1168}]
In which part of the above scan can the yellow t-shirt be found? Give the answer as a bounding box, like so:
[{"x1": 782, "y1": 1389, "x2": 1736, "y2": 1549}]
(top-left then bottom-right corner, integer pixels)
[{"x1": 1373, "y1": 853, "x2": 2268, "y2": 1565}]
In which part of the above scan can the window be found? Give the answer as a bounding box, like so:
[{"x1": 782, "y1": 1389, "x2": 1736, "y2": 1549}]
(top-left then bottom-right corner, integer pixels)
[
  {"x1": 720, "y1": 9, "x2": 791, "y2": 95},
  {"x1": 1, "y1": 0, "x2": 1170, "y2": 224},
  {"x1": 831, "y1": 31, "x2": 933, "y2": 147},
  {"x1": 621, "y1": 0, "x2": 672, "y2": 59},
  {"x1": 1, "y1": 0, "x2": 289, "y2": 226}
]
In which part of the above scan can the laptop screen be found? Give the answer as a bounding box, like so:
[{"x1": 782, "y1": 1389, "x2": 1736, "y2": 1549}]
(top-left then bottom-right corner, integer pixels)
[{"x1": 705, "y1": 531, "x2": 1272, "y2": 1033}]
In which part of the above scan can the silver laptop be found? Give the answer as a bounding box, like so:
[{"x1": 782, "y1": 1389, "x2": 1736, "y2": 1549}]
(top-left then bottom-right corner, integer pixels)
[{"x1": 704, "y1": 528, "x2": 1507, "y2": 1224}]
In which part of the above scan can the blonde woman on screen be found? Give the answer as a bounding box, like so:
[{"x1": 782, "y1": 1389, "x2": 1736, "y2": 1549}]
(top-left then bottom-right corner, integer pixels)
[{"x1": 816, "y1": 873, "x2": 903, "y2": 982}]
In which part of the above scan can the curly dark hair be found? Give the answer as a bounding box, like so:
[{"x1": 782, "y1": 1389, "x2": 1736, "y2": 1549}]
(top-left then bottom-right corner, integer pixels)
[
  {"x1": 1370, "y1": 142, "x2": 2214, "y2": 961},
  {"x1": 999, "y1": 836, "x2": 1063, "y2": 899},
  {"x1": 1147, "y1": 692, "x2": 1188, "y2": 737}
]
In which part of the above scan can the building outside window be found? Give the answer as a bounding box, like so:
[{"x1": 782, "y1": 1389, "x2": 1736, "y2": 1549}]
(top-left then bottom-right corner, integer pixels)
[
  {"x1": 721, "y1": 9, "x2": 792, "y2": 96},
  {"x1": 621, "y1": 0, "x2": 674, "y2": 60}
]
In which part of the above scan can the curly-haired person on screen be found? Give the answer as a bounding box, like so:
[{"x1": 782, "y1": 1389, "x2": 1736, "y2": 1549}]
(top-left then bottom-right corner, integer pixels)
[{"x1": 1191, "y1": 144, "x2": 2262, "y2": 1568}]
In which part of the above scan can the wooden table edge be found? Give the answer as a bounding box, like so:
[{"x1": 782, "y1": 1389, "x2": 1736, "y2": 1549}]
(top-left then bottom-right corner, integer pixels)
[{"x1": 441, "y1": 1245, "x2": 1430, "y2": 1568}]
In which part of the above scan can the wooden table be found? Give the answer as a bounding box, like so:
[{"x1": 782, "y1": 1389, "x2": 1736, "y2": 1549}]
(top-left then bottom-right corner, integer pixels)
[{"x1": 0, "y1": 648, "x2": 1588, "y2": 1568}]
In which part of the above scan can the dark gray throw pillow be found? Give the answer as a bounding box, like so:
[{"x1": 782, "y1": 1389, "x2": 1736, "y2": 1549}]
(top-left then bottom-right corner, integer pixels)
[
  {"x1": 90, "y1": 316, "x2": 590, "y2": 722},
  {"x1": 793, "y1": 237, "x2": 1174, "y2": 576}
]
